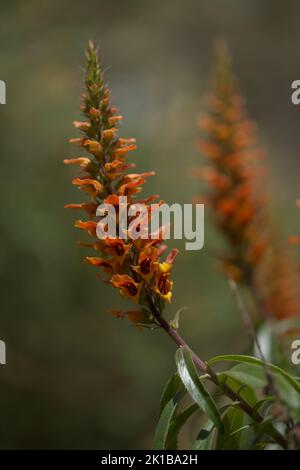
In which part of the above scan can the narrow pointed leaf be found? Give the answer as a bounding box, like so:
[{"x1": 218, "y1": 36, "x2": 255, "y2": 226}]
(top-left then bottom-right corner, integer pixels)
[
  {"x1": 153, "y1": 398, "x2": 178, "y2": 450},
  {"x1": 159, "y1": 372, "x2": 185, "y2": 415},
  {"x1": 175, "y1": 346, "x2": 223, "y2": 431},
  {"x1": 166, "y1": 403, "x2": 199, "y2": 449}
]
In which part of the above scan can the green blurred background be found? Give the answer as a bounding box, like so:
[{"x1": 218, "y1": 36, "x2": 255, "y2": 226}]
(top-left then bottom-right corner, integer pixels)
[{"x1": 1, "y1": 0, "x2": 300, "y2": 449}]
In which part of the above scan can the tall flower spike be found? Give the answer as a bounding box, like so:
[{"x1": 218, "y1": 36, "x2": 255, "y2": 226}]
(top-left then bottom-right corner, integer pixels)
[
  {"x1": 196, "y1": 41, "x2": 300, "y2": 324},
  {"x1": 196, "y1": 40, "x2": 269, "y2": 286},
  {"x1": 64, "y1": 42, "x2": 178, "y2": 327}
]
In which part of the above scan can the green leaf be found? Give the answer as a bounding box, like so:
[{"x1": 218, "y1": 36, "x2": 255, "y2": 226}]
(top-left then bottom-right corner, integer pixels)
[
  {"x1": 253, "y1": 397, "x2": 276, "y2": 415},
  {"x1": 159, "y1": 372, "x2": 185, "y2": 415},
  {"x1": 217, "y1": 373, "x2": 257, "y2": 406},
  {"x1": 208, "y1": 354, "x2": 300, "y2": 394},
  {"x1": 175, "y1": 346, "x2": 223, "y2": 431},
  {"x1": 153, "y1": 398, "x2": 178, "y2": 450},
  {"x1": 212, "y1": 356, "x2": 300, "y2": 418},
  {"x1": 154, "y1": 372, "x2": 187, "y2": 450},
  {"x1": 166, "y1": 403, "x2": 199, "y2": 449},
  {"x1": 222, "y1": 363, "x2": 267, "y2": 389},
  {"x1": 217, "y1": 406, "x2": 253, "y2": 450},
  {"x1": 230, "y1": 363, "x2": 299, "y2": 412}
]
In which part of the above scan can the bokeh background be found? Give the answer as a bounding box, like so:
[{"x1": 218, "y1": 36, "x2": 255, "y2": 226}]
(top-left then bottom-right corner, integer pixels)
[{"x1": 1, "y1": 0, "x2": 300, "y2": 449}]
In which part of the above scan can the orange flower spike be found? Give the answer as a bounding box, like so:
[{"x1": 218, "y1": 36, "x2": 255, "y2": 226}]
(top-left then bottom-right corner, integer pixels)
[
  {"x1": 196, "y1": 40, "x2": 268, "y2": 286},
  {"x1": 64, "y1": 42, "x2": 178, "y2": 327},
  {"x1": 110, "y1": 274, "x2": 142, "y2": 303}
]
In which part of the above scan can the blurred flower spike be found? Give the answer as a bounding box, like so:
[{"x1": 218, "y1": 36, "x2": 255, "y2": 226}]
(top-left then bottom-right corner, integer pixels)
[
  {"x1": 64, "y1": 42, "x2": 178, "y2": 327},
  {"x1": 195, "y1": 40, "x2": 269, "y2": 285}
]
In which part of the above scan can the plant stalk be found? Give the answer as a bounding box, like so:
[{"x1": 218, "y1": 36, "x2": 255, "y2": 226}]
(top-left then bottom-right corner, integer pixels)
[{"x1": 149, "y1": 300, "x2": 287, "y2": 449}]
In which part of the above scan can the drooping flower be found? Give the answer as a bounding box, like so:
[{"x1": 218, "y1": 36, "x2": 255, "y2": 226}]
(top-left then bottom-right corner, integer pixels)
[{"x1": 64, "y1": 42, "x2": 178, "y2": 327}]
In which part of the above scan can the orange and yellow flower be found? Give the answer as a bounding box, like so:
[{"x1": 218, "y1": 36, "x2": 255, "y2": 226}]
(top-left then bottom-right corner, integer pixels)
[
  {"x1": 110, "y1": 274, "x2": 142, "y2": 303},
  {"x1": 132, "y1": 246, "x2": 159, "y2": 282}
]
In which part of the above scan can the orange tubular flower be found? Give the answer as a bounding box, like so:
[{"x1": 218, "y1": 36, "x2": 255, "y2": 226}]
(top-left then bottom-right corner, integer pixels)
[
  {"x1": 110, "y1": 274, "x2": 142, "y2": 303},
  {"x1": 131, "y1": 246, "x2": 159, "y2": 282},
  {"x1": 64, "y1": 42, "x2": 178, "y2": 327},
  {"x1": 196, "y1": 41, "x2": 269, "y2": 286},
  {"x1": 154, "y1": 249, "x2": 179, "y2": 303}
]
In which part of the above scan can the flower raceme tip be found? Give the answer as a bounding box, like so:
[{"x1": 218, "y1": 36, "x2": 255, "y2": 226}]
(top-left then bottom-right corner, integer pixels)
[{"x1": 64, "y1": 42, "x2": 184, "y2": 324}]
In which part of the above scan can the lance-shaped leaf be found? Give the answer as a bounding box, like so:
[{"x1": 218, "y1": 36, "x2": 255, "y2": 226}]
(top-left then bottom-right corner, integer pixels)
[
  {"x1": 218, "y1": 406, "x2": 253, "y2": 450},
  {"x1": 154, "y1": 372, "x2": 186, "y2": 450},
  {"x1": 166, "y1": 403, "x2": 199, "y2": 449},
  {"x1": 153, "y1": 398, "x2": 178, "y2": 450},
  {"x1": 208, "y1": 354, "x2": 300, "y2": 417},
  {"x1": 175, "y1": 346, "x2": 223, "y2": 431},
  {"x1": 159, "y1": 372, "x2": 185, "y2": 415}
]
